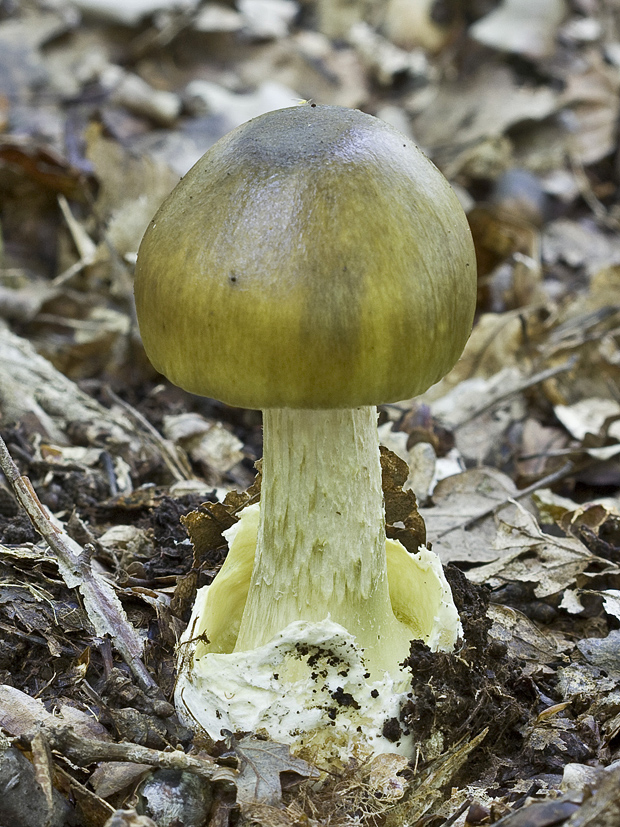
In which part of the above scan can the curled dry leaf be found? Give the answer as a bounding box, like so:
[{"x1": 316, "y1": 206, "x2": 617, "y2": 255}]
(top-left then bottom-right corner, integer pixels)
[
  {"x1": 554, "y1": 398, "x2": 620, "y2": 460},
  {"x1": 468, "y1": 502, "x2": 606, "y2": 598},
  {"x1": 412, "y1": 64, "x2": 558, "y2": 164},
  {"x1": 380, "y1": 446, "x2": 426, "y2": 552},
  {"x1": 488, "y1": 604, "x2": 566, "y2": 667},
  {"x1": 470, "y1": 0, "x2": 567, "y2": 60}
]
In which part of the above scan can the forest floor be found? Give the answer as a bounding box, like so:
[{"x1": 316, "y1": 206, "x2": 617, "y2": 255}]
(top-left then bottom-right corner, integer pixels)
[{"x1": 0, "y1": 1, "x2": 620, "y2": 826}]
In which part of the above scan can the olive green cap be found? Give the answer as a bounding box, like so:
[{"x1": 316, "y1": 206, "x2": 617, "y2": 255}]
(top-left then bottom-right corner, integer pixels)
[{"x1": 134, "y1": 105, "x2": 477, "y2": 409}]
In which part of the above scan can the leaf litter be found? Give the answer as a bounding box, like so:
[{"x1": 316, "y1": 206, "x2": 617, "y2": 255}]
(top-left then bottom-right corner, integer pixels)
[{"x1": 1, "y1": 0, "x2": 620, "y2": 825}]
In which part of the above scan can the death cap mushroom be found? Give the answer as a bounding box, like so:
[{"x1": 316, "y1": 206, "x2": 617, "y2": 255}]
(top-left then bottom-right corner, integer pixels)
[{"x1": 134, "y1": 105, "x2": 476, "y2": 410}]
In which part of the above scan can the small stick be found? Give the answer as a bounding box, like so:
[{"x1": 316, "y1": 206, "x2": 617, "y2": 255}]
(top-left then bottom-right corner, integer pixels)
[
  {"x1": 103, "y1": 387, "x2": 191, "y2": 483},
  {"x1": 451, "y1": 357, "x2": 577, "y2": 430},
  {"x1": 21, "y1": 725, "x2": 236, "y2": 786},
  {"x1": 434, "y1": 461, "x2": 574, "y2": 540},
  {"x1": 0, "y1": 435, "x2": 156, "y2": 692}
]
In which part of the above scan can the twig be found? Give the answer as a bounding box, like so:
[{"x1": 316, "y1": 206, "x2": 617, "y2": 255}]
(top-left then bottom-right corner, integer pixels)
[
  {"x1": 22, "y1": 725, "x2": 236, "y2": 787},
  {"x1": 0, "y1": 435, "x2": 156, "y2": 692},
  {"x1": 52, "y1": 195, "x2": 97, "y2": 287},
  {"x1": 103, "y1": 387, "x2": 192, "y2": 483},
  {"x1": 441, "y1": 799, "x2": 472, "y2": 826},
  {"x1": 452, "y1": 357, "x2": 577, "y2": 430},
  {"x1": 569, "y1": 151, "x2": 620, "y2": 232},
  {"x1": 434, "y1": 461, "x2": 575, "y2": 539}
]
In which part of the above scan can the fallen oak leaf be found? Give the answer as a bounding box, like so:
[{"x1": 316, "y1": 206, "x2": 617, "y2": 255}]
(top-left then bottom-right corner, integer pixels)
[
  {"x1": 472, "y1": 501, "x2": 612, "y2": 598},
  {"x1": 231, "y1": 734, "x2": 320, "y2": 807}
]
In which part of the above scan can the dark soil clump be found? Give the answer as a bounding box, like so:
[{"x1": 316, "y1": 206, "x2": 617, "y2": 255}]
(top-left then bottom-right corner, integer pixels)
[{"x1": 402, "y1": 566, "x2": 537, "y2": 782}]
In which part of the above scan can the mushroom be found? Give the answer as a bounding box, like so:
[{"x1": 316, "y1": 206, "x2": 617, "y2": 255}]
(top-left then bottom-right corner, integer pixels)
[{"x1": 134, "y1": 105, "x2": 477, "y2": 760}]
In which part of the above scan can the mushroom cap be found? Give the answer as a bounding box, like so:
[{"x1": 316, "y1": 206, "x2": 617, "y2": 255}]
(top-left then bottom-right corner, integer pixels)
[{"x1": 135, "y1": 105, "x2": 477, "y2": 409}]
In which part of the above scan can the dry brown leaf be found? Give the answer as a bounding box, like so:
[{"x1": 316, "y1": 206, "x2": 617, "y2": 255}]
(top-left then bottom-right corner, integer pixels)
[
  {"x1": 181, "y1": 502, "x2": 238, "y2": 564},
  {"x1": 554, "y1": 398, "x2": 620, "y2": 460},
  {"x1": 421, "y1": 467, "x2": 518, "y2": 564},
  {"x1": 0, "y1": 684, "x2": 110, "y2": 740},
  {"x1": 413, "y1": 63, "x2": 558, "y2": 159},
  {"x1": 164, "y1": 414, "x2": 244, "y2": 480},
  {"x1": 542, "y1": 219, "x2": 620, "y2": 275},
  {"x1": 470, "y1": 0, "x2": 567, "y2": 59},
  {"x1": 383, "y1": 0, "x2": 455, "y2": 52},
  {"x1": 468, "y1": 503, "x2": 602, "y2": 597},
  {"x1": 384, "y1": 729, "x2": 488, "y2": 827},
  {"x1": 577, "y1": 631, "x2": 620, "y2": 678},
  {"x1": 85, "y1": 122, "x2": 178, "y2": 243},
  {"x1": 559, "y1": 61, "x2": 620, "y2": 166},
  {"x1": 233, "y1": 735, "x2": 319, "y2": 808},
  {"x1": 488, "y1": 604, "x2": 566, "y2": 664},
  {"x1": 565, "y1": 763, "x2": 620, "y2": 826},
  {"x1": 380, "y1": 446, "x2": 426, "y2": 551},
  {"x1": 90, "y1": 762, "x2": 151, "y2": 800}
]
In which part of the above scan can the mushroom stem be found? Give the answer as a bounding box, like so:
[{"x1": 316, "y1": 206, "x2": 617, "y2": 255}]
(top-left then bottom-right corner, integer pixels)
[{"x1": 234, "y1": 406, "x2": 413, "y2": 677}]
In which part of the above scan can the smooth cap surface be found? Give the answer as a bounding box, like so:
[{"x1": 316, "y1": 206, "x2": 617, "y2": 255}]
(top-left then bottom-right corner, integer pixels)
[{"x1": 135, "y1": 105, "x2": 477, "y2": 409}]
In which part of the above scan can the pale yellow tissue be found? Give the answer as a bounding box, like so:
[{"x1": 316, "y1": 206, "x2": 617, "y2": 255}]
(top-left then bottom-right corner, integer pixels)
[
  {"x1": 200, "y1": 505, "x2": 459, "y2": 656},
  {"x1": 196, "y1": 504, "x2": 259, "y2": 655}
]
